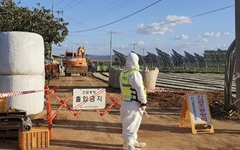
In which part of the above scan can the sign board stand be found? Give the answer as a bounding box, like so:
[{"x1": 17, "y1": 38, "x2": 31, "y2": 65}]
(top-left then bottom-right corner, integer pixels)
[{"x1": 179, "y1": 92, "x2": 214, "y2": 134}]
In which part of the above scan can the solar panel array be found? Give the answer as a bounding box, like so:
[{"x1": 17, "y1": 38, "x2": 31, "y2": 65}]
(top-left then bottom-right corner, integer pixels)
[
  {"x1": 112, "y1": 49, "x2": 126, "y2": 66},
  {"x1": 172, "y1": 49, "x2": 185, "y2": 67},
  {"x1": 194, "y1": 53, "x2": 206, "y2": 68},
  {"x1": 156, "y1": 48, "x2": 174, "y2": 69},
  {"x1": 216, "y1": 49, "x2": 227, "y2": 71},
  {"x1": 184, "y1": 51, "x2": 197, "y2": 63},
  {"x1": 146, "y1": 51, "x2": 162, "y2": 68},
  {"x1": 204, "y1": 50, "x2": 217, "y2": 69},
  {"x1": 184, "y1": 51, "x2": 198, "y2": 68},
  {"x1": 112, "y1": 48, "x2": 227, "y2": 71}
]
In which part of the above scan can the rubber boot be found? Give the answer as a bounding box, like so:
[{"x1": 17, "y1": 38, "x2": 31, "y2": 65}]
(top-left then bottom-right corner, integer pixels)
[
  {"x1": 122, "y1": 145, "x2": 140, "y2": 150},
  {"x1": 134, "y1": 140, "x2": 146, "y2": 148},
  {"x1": 123, "y1": 141, "x2": 140, "y2": 150}
]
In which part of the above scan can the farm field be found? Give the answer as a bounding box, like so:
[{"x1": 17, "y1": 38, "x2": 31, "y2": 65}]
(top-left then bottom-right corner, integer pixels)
[
  {"x1": 98, "y1": 72, "x2": 235, "y2": 93},
  {"x1": 1, "y1": 73, "x2": 240, "y2": 150}
]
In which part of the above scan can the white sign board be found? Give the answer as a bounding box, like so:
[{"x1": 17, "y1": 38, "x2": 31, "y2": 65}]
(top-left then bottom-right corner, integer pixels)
[
  {"x1": 73, "y1": 88, "x2": 106, "y2": 110},
  {"x1": 187, "y1": 93, "x2": 211, "y2": 124}
]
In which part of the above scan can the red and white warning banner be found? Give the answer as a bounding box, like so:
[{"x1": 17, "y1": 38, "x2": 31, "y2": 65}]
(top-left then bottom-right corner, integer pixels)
[
  {"x1": 0, "y1": 90, "x2": 44, "y2": 98},
  {"x1": 0, "y1": 87, "x2": 219, "y2": 99},
  {"x1": 147, "y1": 88, "x2": 222, "y2": 94},
  {"x1": 147, "y1": 88, "x2": 186, "y2": 94}
]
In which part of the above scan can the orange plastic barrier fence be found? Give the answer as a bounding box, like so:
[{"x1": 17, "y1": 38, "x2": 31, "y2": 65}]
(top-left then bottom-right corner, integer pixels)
[{"x1": 44, "y1": 85, "x2": 122, "y2": 138}]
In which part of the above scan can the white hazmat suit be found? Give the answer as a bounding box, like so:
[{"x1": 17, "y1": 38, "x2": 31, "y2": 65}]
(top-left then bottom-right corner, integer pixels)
[{"x1": 119, "y1": 52, "x2": 147, "y2": 150}]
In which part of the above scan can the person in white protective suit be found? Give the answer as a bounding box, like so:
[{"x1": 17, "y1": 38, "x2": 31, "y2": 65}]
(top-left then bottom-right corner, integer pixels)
[{"x1": 119, "y1": 52, "x2": 147, "y2": 150}]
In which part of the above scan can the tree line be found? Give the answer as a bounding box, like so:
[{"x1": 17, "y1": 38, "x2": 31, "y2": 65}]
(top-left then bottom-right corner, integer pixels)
[{"x1": 0, "y1": 0, "x2": 69, "y2": 59}]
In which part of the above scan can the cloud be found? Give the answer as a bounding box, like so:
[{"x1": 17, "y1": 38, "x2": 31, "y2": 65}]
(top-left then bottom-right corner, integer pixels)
[
  {"x1": 175, "y1": 34, "x2": 189, "y2": 40},
  {"x1": 128, "y1": 41, "x2": 145, "y2": 51},
  {"x1": 162, "y1": 15, "x2": 191, "y2": 26},
  {"x1": 174, "y1": 31, "x2": 231, "y2": 45},
  {"x1": 204, "y1": 32, "x2": 221, "y2": 37},
  {"x1": 137, "y1": 15, "x2": 191, "y2": 35},
  {"x1": 204, "y1": 31, "x2": 232, "y2": 37},
  {"x1": 137, "y1": 41, "x2": 145, "y2": 45},
  {"x1": 223, "y1": 32, "x2": 231, "y2": 36},
  {"x1": 194, "y1": 36, "x2": 208, "y2": 43},
  {"x1": 137, "y1": 23, "x2": 171, "y2": 35},
  {"x1": 71, "y1": 41, "x2": 89, "y2": 47}
]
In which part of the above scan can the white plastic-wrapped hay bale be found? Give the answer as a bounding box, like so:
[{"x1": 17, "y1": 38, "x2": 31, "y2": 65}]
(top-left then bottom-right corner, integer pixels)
[
  {"x1": 140, "y1": 67, "x2": 159, "y2": 92},
  {"x1": 0, "y1": 75, "x2": 44, "y2": 115},
  {"x1": 0, "y1": 31, "x2": 44, "y2": 75}
]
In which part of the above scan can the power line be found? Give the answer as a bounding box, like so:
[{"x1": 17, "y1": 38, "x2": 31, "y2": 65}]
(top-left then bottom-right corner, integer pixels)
[
  {"x1": 110, "y1": 5, "x2": 235, "y2": 35},
  {"x1": 61, "y1": 0, "x2": 85, "y2": 12},
  {"x1": 191, "y1": 5, "x2": 233, "y2": 18},
  {"x1": 69, "y1": 4, "x2": 233, "y2": 36},
  {"x1": 73, "y1": 0, "x2": 121, "y2": 19},
  {"x1": 59, "y1": 0, "x2": 76, "y2": 10},
  {"x1": 55, "y1": 0, "x2": 65, "y2": 7},
  {"x1": 72, "y1": 0, "x2": 162, "y2": 32},
  {"x1": 77, "y1": 0, "x2": 137, "y2": 23},
  {"x1": 62, "y1": 13, "x2": 109, "y2": 33},
  {"x1": 61, "y1": 0, "x2": 135, "y2": 33}
]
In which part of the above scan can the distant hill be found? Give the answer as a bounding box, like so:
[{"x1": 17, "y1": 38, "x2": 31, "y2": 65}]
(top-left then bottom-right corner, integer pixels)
[{"x1": 86, "y1": 54, "x2": 116, "y2": 60}]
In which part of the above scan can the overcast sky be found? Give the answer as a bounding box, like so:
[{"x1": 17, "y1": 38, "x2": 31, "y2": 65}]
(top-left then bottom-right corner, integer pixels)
[{"x1": 16, "y1": 0, "x2": 235, "y2": 56}]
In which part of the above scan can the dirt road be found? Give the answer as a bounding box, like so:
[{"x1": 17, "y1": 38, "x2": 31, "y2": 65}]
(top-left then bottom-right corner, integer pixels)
[{"x1": 1, "y1": 75, "x2": 240, "y2": 150}]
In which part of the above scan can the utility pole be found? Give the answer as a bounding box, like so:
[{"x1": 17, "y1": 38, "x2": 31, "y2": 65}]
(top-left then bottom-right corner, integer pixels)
[
  {"x1": 52, "y1": 0, "x2": 54, "y2": 15},
  {"x1": 142, "y1": 47, "x2": 145, "y2": 56},
  {"x1": 109, "y1": 30, "x2": 115, "y2": 67},
  {"x1": 50, "y1": 0, "x2": 54, "y2": 59},
  {"x1": 132, "y1": 43, "x2": 137, "y2": 52}
]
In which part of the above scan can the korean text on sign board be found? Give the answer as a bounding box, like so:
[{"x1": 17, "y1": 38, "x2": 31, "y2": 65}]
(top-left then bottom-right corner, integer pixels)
[
  {"x1": 188, "y1": 94, "x2": 211, "y2": 124},
  {"x1": 73, "y1": 88, "x2": 106, "y2": 110}
]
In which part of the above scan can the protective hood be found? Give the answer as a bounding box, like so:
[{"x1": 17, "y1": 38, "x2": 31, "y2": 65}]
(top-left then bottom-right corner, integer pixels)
[{"x1": 125, "y1": 52, "x2": 139, "y2": 70}]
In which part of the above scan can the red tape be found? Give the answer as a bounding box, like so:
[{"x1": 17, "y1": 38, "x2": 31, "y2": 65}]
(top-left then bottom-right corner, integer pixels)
[
  {"x1": 0, "y1": 90, "x2": 44, "y2": 98},
  {"x1": 147, "y1": 88, "x2": 186, "y2": 93}
]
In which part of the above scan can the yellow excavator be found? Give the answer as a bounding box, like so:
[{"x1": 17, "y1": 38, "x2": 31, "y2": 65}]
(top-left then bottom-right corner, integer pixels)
[{"x1": 62, "y1": 46, "x2": 88, "y2": 76}]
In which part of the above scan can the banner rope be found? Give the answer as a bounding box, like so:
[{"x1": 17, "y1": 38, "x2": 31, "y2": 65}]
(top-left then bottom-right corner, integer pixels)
[{"x1": 0, "y1": 90, "x2": 44, "y2": 98}]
